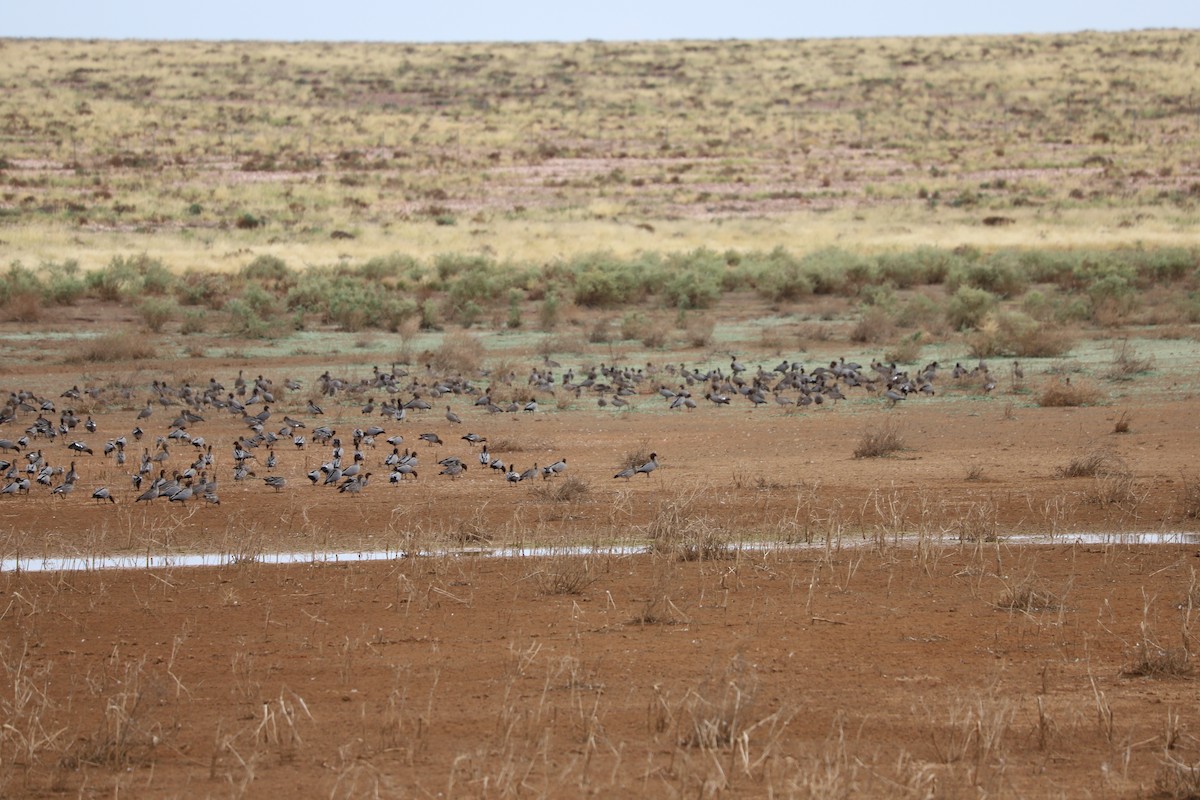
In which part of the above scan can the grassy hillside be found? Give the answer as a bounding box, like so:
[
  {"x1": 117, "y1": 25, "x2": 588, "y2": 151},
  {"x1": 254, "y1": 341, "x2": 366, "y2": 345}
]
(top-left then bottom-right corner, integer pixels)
[{"x1": 1, "y1": 31, "x2": 1198, "y2": 271}]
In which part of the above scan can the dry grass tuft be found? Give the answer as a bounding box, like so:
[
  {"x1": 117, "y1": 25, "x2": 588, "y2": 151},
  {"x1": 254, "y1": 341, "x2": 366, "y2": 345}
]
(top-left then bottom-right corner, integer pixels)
[
  {"x1": 644, "y1": 488, "x2": 738, "y2": 562},
  {"x1": 678, "y1": 655, "x2": 761, "y2": 749},
  {"x1": 853, "y1": 421, "x2": 905, "y2": 459},
  {"x1": 425, "y1": 330, "x2": 484, "y2": 375},
  {"x1": 630, "y1": 592, "x2": 689, "y2": 626},
  {"x1": 1154, "y1": 756, "x2": 1200, "y2": 800},
  {"x1": 1106, "y1": 339, "x2": 1153, "y2": 381},
  {"x1": 994, "y1": 576, "x2": 1059, "y2": 612},
  {"x1": 533, "y1": 557, "x2": 598, "y2": 596},
  {"x1": 1178, "y1": 474, "x2": 1200, "y2": 520},
  {"x1": 2, "y1": 291, "x2": 42, "y2": 323},
  {"x1": 617, "y1": 442, "x2": 654, "y2": 471},
  {"x1": 1056, "y1": 446, "x2": 1143, "y2": 508},
  {"x1": 1056, "y1": 446, "x2": 1123, "y2": 479},
  {"x1": 1113, "y1": 410, "x2": 1133, "y2": 434},
  {"x1": 533, "y1": 475, "x2": 591, "y2": 503},
  {"x1": 682, "y1": 315, "x2": 715, "y2": 348},
  {"x1": 1037, "y1": 378, "x2": 1101, "y2": 407},
  {"x1": 60, "y1": 657, "x2": 165, "y2": 769},
  {"x1": 65, "y1": 331, "x2": 155, "y2": 364},
  {"x1": 1121, "y1": 646, "x2": 1192, "y2": 679}
]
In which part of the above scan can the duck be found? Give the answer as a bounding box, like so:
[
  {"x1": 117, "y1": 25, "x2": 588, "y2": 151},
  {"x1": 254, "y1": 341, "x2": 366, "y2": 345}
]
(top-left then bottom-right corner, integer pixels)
[{"x1": 634, "y1": 453, "x2": 659, "y2": 477}]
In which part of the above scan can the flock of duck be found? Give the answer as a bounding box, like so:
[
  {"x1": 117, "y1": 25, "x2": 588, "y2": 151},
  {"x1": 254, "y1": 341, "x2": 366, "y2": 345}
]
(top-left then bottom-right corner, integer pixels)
[{"x1": 0, "y1": 353, "x2": 986, "y2": 504}]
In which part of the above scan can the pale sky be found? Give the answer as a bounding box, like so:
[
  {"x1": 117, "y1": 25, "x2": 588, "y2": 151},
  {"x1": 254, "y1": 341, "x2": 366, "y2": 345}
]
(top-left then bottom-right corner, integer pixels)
[{"x1": 5, "y1": 0, "x2": 1198, "y2": 42}]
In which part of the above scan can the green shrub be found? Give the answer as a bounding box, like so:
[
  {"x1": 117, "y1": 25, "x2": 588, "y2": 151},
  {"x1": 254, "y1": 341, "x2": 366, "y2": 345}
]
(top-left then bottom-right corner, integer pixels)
[
  {"x1": 1131, "y1": 247, "x2": 1196, "y2": 285},
  {"x1": 875, "y1": 246, "x2": 961, "y2": 288},
  {"x1": 620, "y1": 311, "x2": 648, "y2": 340},
  {"x1": 0, "y1": 262, "x2": 44, "y2": 305},
  {"x1": 569, "y1": 252, "x2": 656, "y2": 307},
  {"x1": 285, "y1": 271, "x2": 333, "y2": 312},
  {"x1": 39, "y1": 259, "x2": 86, "y2": 305},
  {"x1": 945, "y1": 286, "x2": 998, "y2": 331},
  {"x1": 324, "y1": 278, "x2": 412, "y2": 331},
  {"x1": 802, "y1": 248, "x2": 862, "y2": 295},
  {"x1": 381, "y1": 297, "x2": 419, "y2": 331},
  {"x1": 87, "y1": 254, "x2": 166, "y2": 301},
  {"x1": 180, "y1": 309, "x2": 207, "y2": 335},
  {"x1": 662, "y1": 254, "x2": 722, "y2": 309},
  {"x1": 539, "y1": 290, "x2": 560, "y2": 330},
  {"x1": 139, "y1": 257, "x2": 175, "y2": 295},
  {"x1": 456, "y1": 300, "x2": 483, "y2": 327},
  {"x1": 239, "y1": 283, "x2": 278, "y2": 317},
  {"x1": 947, "y1": 251, "x2": 1028, "y2": 298},
  {"x1": 224, "y1": 298, "x2": 275, "y2": 338},
  {"x1": 892, "y1": 293, "x2": 941, "y2": 329},
  {"x1": 446, "y1": 261, "x2": 500, "y2": 317},
  {"x1": 420, "y1": 298, "x2": 440, "y2": 330},
  {"x1": 176, "y1": 270, "x2": 230, "y2": 309},
  {"x1": 138, "y1": 297, "x2": 176, "y2": 332},
  {"x1": 241, "y1": 254, "x2": 291, "y2": 283},
  {"x1": 435, "y1": 253, "x2": 495, "y2": 283},
  {"x1": 356, "y1": 253, "x2": 420, "y2": 283},
  {"x1": 507, "y1": 289, "x2": 523, "y2": 329},
  {"x1": 1087, "y1": 269, "x2": 1138, "y2": 320},
  {"x1": 859, "y1": 283, "x2": 894, "y2": 307},
  {"x1": 1011, "y1": 250, "x2": 1078, "y2": 285},
  {"x1": 748, "y1": 247, "x2": 812, "y2": 302}
]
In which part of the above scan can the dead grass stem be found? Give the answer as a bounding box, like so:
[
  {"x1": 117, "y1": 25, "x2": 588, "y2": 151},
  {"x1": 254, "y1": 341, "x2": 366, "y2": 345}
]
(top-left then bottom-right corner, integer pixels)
[{"x1": 853, "y1": 421, "x2": 905, "y2": 459}]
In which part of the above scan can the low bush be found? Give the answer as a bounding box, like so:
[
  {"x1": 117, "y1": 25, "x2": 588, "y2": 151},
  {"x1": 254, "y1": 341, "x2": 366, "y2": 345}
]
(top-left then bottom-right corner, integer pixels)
[
  {"x1": 224, "y1": 298, "x2": 275, "y2": 339},
  {"x1": 875, "y1": 246, "x2": 960, "y2": 288},
  {"x1": 65, "y1": 331, "x2": 154, "y2": 363},
  {"x1": 179, "y1": 309, "x2": 206, "y2": 335},
  {"x1": 138, "y1": 297, "x2": 176, "y2": 332},
  {"x1": 40, "y1": 259, "x2": 86, "y2": 305},
  {"x1": 241, "y1": 254, "x2": 291, "y2": 284},
  {"x1": 1038, "y1": 379, "x2": 1101, "y2": 408},
  {"x1": 0, "y1": 263, "x2": 43, "y2": 306},
  {"x1": 87, "y1": 254, "x2": 171, "y2": 301},
  {"x1": 661, "y1": 249, "x2": 724, "y2": 309},
  {"x1": 1056, "y1": 446, "x2": 1123, "y2": 478},
  {"x1": 850, "y1": 306, "x2": 893, "y2": 344},
  {"x1": 569, "y1": 252, "x2": 657, "y2": 307},
  {"x1": 945, "y1": 286, "x2": 998, "y2": 331},
  {"x1": 947, "y1": 251, "x2": 1029, "y2": 298},
  {"x1": 176, "y1": 270, "x2": 230, "y2": 309},
  {"x1": 427, "y1": 330, "x2": 484, "y2": 374},
  {"x1": 746, "y1": 246, "x2": 812, "y2": 301},
  {"x1": 2, "y1": 291, "x2": 42, "y2": 323},
  {"x1": 968, "y1": 311, "x2": 1075, "y2": 358}
]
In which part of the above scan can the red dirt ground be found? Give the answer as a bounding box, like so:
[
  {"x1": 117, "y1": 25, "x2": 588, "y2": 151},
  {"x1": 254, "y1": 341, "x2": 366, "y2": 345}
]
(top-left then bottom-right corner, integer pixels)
[{"x1": 2, "y1": 340, "x2": 1200, "y2": 797}]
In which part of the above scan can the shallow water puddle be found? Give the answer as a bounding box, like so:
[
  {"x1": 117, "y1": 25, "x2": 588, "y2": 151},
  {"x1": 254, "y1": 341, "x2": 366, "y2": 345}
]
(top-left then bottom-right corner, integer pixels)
[{"x1": 2, "y1": 532, "x2": 1197, "y2": 574}]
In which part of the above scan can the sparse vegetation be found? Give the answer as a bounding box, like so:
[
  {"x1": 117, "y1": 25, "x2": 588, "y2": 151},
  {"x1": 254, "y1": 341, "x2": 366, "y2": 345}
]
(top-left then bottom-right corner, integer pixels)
[
  {"x1": 65, "y1": 331, "x2": 155, "y2": 363},
  {"x1": 3, "y1": 29, "x2": 1200, "y2": 800},
  {"x1": 1057, "y1": 446, "x2": 1125, "y2": 479},
  {"x1": 994, "y1": 576, "x2": 1059, "y2": 612},
  {"x1": 1038, "y1": 378, "x2": 1102, "y2": 407},
  {"x1": 853, "y1": 421, "x2": 905, "y2": 459}
]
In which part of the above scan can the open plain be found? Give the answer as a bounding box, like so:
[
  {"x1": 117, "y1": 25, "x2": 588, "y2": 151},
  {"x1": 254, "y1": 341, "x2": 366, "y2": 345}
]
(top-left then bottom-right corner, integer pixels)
[
  {"x1": 2, "y1": 309, "x2": 1200, "y2": 798},
  {"x1": 2, "y1": 29, "x2": 1200, "y2": 800}
]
